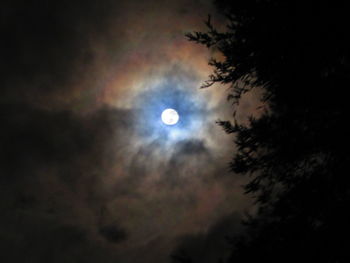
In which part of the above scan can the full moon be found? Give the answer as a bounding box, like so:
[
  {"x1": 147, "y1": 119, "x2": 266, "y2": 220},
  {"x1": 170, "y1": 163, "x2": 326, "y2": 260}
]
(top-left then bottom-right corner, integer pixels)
[{"x1": 161, "y1": 108, "x2": 179, "y2": 125}]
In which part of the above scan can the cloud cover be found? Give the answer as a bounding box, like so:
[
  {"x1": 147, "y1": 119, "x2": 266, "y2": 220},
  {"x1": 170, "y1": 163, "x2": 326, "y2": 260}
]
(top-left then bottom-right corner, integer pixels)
[{"x1": 1, "y1": 0, "x2": 255, "y2": 262}]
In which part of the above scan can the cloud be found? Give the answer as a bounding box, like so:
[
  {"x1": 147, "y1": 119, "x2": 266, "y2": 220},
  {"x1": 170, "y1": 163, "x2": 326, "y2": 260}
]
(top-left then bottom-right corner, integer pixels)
[
  {"x1": 0, "y1": 103, "x2": 133, "y2": 261},
  {"x1": 2, "y1": 0, "x2": 117, "y2": 106},
  {"x1": 99, "y1": 225, "x2": 128, "y2": 243},
  {"x1": 0, "y1": 97, "x2": 250, "y2": 263},
  {"x1": 0, "y1": 100, "x2": 248, "y2": 262},
  {"x1": 171, "y1": 213, "x2": 244, "y2": 263},
  {"x1": 0, "y1": 0, "x2": 253, "y2": 262},
  {"x1": 174, "y1": 139, "x2": 209, "y2": 156}
]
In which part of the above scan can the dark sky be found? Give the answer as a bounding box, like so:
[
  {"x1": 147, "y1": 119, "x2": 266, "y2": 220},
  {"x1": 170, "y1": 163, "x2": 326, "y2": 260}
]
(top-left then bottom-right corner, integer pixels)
[{"x1": 1, "y1": 1, "x2": 260, "y2": 262}]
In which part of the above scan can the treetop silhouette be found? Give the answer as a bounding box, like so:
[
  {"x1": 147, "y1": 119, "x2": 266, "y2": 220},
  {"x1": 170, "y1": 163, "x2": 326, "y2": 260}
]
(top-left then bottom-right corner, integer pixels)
[{"x1": 183, "y1": 0, "x2": 350, "y2": 262}]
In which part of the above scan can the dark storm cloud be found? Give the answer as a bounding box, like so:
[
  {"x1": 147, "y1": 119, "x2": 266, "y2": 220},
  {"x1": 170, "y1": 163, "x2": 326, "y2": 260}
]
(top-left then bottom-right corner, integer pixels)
[
  {"x1": 174, "y1": 139, "x2": 209, "y2": 155},
  {"x1": 1, "y1": 0, "x2": 117, "y2": 105},
  {"x1": 171, "y1": 212, "x2": 244, "y2": 263},
  {"x1": 0, "y1": 104, "x2": 132, "y2": 262},
  {"x1": 0, "y1": 105, "x2": 132, "y2": 250},
  {"x1": 99, "y1": 224, "x2": 127, "y2": 243},
  {"x1": 121, "y1": 137, "x2": 212, "y2": 192}
]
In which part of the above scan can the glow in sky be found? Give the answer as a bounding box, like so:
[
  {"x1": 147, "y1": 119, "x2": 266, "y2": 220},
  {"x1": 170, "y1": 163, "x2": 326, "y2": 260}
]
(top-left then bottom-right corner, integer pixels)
[{"x1": 161, "y1": 108, "x2": 179, "y2": 125}]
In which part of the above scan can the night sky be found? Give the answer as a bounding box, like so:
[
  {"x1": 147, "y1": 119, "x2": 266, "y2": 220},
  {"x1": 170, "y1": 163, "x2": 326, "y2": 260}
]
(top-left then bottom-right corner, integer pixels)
[{"x1": 0, "y1": 0, "x2": 263, "y2": 262}]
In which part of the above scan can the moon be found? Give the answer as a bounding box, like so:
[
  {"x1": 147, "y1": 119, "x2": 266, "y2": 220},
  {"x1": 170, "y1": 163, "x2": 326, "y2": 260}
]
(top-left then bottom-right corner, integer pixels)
[{"x1": 161, "y1": 108, "x2": 179, "y2": 125}]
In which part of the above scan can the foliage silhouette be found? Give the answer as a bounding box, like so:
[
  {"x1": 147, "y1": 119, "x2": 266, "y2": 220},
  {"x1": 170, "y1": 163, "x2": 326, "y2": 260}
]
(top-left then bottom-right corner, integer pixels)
[{"x1": 180, "y1": 0, "x2": 350, "y2": 262}]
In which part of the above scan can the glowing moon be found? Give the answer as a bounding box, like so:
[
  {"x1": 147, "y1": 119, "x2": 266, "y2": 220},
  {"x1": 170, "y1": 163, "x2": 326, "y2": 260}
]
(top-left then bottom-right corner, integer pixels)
[{"x1": 161, "y1": 108, "x2": 179, "y2": 125}]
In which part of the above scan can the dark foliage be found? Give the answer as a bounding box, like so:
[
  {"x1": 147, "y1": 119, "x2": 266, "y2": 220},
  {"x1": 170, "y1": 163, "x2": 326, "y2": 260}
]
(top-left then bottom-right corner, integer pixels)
[{"x1": 185, "y1": 0, "x2": 350, "y2": 262}]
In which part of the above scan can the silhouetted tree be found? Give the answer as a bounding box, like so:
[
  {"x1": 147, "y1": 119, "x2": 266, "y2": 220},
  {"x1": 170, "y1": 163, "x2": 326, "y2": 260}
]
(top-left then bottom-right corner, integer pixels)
[{"x1": 185, "y1": 0, "x2": 350, "y2": 262}]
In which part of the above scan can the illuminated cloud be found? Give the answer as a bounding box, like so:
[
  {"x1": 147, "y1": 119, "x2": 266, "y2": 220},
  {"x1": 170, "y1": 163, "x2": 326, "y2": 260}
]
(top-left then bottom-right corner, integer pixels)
[{"x1": 1, "y1": 0, "x2": 255, "y2": 262}]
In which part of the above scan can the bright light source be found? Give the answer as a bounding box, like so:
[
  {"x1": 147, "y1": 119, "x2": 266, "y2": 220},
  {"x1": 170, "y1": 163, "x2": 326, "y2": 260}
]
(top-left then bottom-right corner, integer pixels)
[{"x1": 161, "y1": 108, "x2": 179, "y2": 125}]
